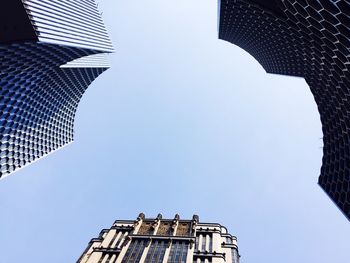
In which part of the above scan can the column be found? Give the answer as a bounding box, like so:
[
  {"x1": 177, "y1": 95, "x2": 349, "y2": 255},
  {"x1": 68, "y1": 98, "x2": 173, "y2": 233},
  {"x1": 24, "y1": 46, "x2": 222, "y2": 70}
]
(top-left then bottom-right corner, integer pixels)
[
  {"x1": 162, "y1": 241, "x2": 172, "y2": 263},
  {"x1": 101, "y1": 229, "x2": 116, "y2": 248},
  {"x1": 111, "y1": 232, "x2": 122, "y2": 248},
  {"x1": 115, "y1": 238, "x2": 132, "y2": 263},
  {"x1": 139, "y1": 239, "x2": 153, "y2": 263},
  {"x1": 86, "y1": 252, "x2": 103, "y2": 263}
]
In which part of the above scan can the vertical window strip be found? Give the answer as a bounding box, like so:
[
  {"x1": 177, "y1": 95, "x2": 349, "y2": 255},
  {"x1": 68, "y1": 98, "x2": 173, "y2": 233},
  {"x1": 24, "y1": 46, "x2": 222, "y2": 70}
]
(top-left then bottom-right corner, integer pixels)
[
  {"x1": 145, "y1": 240, "x2": 168, "y2": 263},
  {"x1": 201, "y1": 235, "x2": 206, "y2": 252},
  {"x1": 208, "y1": 234, "x2": 212, "y2": 252},
  {"x1": 195, "y1": 235, "x2": 199, "y2": 250},
  {"x1": 156, "y1": 241, "x2": 167, "y2": 263},
  {"x1": 167, "y1": 241, "x2": 188, "y2": 263},
  {"x1": 167, "y1": 242, "x2": 177, "y2": 263},
  {"x1": 121, "y1": 239, "x2": 146, "y2": 263},
  {"x1": 145, "y1": 240, "x2": 157, "y2": 262}
]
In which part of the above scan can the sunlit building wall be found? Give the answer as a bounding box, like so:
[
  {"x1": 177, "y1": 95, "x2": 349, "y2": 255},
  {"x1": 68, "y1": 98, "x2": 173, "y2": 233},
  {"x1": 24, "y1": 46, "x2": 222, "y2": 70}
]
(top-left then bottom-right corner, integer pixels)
[{"x1": 78, "y1": 213, "x2": 240, "y2": 263}]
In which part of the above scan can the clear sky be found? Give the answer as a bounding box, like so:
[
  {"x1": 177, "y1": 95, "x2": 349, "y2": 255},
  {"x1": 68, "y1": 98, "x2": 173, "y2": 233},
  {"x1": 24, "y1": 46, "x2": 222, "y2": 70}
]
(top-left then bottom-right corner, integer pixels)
[{"x1": 0, "y1": 1, "x2": 349, "y2": 262}]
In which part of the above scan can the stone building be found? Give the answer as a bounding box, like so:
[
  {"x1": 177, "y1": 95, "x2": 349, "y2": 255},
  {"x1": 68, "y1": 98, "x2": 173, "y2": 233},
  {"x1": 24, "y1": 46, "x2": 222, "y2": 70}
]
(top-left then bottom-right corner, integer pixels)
[{"x1": 78, "y1": 213, "x2": 240, "y2": 263}]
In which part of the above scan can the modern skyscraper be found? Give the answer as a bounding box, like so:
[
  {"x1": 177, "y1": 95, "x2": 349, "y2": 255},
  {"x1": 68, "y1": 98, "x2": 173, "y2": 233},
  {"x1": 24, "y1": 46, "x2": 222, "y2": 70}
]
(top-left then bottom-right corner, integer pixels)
[
  {"x1": 0, "y1": 0, "x2": 113, "y2": 178},
  {"x1": 78, "y1": 213, "x2": 240, "y2": 263},
  {"x1": 219, "y1": 0, "x2": 350, "y2": 220}
]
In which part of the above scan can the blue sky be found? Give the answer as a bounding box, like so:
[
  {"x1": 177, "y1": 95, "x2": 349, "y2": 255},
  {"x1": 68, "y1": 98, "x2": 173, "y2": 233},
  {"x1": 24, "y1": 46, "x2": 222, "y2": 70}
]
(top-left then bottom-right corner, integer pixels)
[{"x1": 0, "y1": 0, "x2": 349, "y2": 262}]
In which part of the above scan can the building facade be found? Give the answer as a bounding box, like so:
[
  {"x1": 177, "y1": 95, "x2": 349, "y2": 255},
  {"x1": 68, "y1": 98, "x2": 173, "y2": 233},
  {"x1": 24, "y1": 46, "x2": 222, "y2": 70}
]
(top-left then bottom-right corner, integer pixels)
[
  {"x1": 78, "y1": 214, "x2": 240, "y2": 263},
  {"x1": 219, "y1": 0, "x2": 350, "y2": 220},
  {"x1": 0, "y1": 0, "x2": 113, "y2": 178}
]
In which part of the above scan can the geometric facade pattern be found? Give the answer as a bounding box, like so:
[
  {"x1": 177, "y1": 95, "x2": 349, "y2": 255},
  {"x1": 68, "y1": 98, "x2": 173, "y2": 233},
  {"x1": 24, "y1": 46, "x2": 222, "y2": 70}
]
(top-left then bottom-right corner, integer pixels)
[
  {"x1": 78, "y1": 213, "x2": 240, "y2": 263},
  {"x1": 0, "y1": 0, "x2": 113, "y2": 178},
  {"x1": 219, "y1": 0, "x2": 350, "y2": 220}
]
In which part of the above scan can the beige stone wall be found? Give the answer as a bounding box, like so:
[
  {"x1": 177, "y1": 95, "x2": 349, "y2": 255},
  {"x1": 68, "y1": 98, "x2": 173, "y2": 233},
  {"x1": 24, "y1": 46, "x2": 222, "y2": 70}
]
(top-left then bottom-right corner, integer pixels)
[{"x1": 78, "y1": 215, "x2": 239, "y2": 263}]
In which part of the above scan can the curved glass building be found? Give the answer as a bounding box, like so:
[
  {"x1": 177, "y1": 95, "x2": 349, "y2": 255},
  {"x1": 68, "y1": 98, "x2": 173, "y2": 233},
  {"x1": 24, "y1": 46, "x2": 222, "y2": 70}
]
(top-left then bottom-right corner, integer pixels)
[
  {"x1": 219, "y1": 0, "x2": 350, "y2": 220},
  {"x1": 0, "y1": 0, "x2": 113, "y2": 178}
]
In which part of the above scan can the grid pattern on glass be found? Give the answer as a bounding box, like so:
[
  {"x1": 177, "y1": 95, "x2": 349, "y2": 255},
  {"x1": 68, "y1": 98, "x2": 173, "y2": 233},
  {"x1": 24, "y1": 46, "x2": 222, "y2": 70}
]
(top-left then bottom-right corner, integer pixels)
[
  {"x1": 0, "y1": 42, "x2": 107, "y2": 178},
  {"x1": 218, "y1": 0, "x2": 350, "y2": 221},
  {"x1": 144, "y1": 240, "x2": 168, "y2": 263},
  {"x1": 121, "y1": 239, "x2": 146, "y2": 263},
  {"x1": 167, "y1": 241, "x2": 188, "y2": 263}
]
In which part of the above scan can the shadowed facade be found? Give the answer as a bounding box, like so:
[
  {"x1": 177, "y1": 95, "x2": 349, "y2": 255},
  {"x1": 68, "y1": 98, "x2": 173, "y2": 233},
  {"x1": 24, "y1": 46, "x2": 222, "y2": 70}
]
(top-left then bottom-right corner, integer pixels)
[
  {"x1": 219, "y1": 0, "x2": 350, "y2": 220},
  {"x1": 0, "y1": 0, "x2": 113, "y2": 178}
]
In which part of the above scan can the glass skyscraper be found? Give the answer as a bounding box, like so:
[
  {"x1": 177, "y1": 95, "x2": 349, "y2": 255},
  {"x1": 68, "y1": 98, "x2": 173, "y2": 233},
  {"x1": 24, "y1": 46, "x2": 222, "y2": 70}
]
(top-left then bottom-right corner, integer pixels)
[
  {"x1": 219, "y1": 0, "x2": 350, "y2": 220},
  {"x1": 0, "y1": 0, "x2": 113, "y2": 178}
]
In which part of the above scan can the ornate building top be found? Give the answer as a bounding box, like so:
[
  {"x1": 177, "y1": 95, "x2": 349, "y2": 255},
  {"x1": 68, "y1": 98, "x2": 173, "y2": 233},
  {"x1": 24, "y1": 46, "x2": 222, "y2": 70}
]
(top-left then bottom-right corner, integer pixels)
[{"x1": 78, "y1": 214, "x2": 240, "y2": 263}]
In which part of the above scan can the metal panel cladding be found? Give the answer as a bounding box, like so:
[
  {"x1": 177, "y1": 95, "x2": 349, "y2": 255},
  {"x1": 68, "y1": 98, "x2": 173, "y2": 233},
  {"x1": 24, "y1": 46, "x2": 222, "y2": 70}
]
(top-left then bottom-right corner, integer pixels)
[
  {"x1": 219, "y1": 0, "x2": 350, "y2": 220},
  {"x1": 0, "y1": 0, "x2": 113, "y2": 178}
]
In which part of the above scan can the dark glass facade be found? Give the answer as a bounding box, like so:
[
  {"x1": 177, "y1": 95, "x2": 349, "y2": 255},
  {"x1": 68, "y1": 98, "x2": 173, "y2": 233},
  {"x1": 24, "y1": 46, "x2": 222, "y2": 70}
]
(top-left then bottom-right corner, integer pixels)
[
  {"x1": 0, "y1": 0, "x2": 112, "y2": 178},
  {"x1": 167, "y1": 241, "x2": 189, "y2": 263},
  {"x1": 145, "y1": 240, "x2": 168, "y2": 263},
  {"x1": 121, "y1": 239, "x2": 146, "y2": 263},
  {"x1": 219, "y1": 0, "x2": 350, "y2": 220}
]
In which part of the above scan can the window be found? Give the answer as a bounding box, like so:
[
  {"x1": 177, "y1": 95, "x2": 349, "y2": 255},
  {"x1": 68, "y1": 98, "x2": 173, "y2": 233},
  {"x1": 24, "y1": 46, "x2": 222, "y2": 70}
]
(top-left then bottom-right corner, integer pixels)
[
  {"x1": 121, "y1": 239, "x2": 146, "y2": 263},
  {"x1": 167, "y1": 241, "x2": 189, "y2": 263},
  {"x1": 145, "y1": 240, "x2": 168, "y2": 263},
  {"x1": 208, "y1": 234, "x2": 212, "y2": 252},
  {"x1": 201, "y1": 235, "x2": 206, "y2": 252},
  {"x1": 195, "y1": 236, "x2": 199, "y2": 250}
]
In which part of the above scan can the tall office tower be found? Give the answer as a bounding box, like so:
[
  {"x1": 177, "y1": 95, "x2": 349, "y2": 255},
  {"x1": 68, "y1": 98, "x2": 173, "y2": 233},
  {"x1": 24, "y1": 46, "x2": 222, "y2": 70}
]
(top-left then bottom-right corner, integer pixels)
[
  {"x1": 219, "y1": 0, "x2": 350, "y2": 220},
  {"x1": 78, "y1": 213, "x2": 240, "y2": 263},
  {"x1": 0, "y1": 0, "x2": 113, "y2": 178}
]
